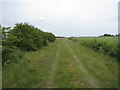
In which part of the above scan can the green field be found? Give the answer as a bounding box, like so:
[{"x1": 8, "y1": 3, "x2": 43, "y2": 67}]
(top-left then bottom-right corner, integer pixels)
[{"x1": 3, "y1": 38, "x2": 118, "y2": 88}]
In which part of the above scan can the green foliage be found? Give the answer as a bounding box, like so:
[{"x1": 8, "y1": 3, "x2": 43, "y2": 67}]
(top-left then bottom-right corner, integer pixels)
[
  {"x1": 45, "y1": 32, "x2": 56, "y2": 42},
  {"x1": 56, "y1": 36, "x2": 65, "y2": 38},
  {"x1": 100, "y1": 34, "x2": 115, "y2": 37},
  {"x1": 2, "y1": 46, "x2": 23, "y2": 64},
  {"x1": 2, "y1": 23, "x2": 55, "y2": 64},
  {"x1": 2, "y1": 26, "x2": 11, "y2": 40},
  {"x1": 3, "y1": 40, "x2": 58, "y2": 88},
  {"x1": 103, "y1": 34, "x2": 114, "y2": 36},
  {"x1": 3, "y1": 39, "x2": 118, "y2": 88},
  {"x1": 70, "y1": 37, "x2": 118, "y2": 59},
  {"x1": 9, "y1": 23, "x2": 44, "y2": 51}
]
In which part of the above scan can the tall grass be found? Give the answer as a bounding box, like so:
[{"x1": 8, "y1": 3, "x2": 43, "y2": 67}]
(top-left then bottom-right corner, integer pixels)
[{"x1": 69, "y1": 37, "x2": 119, "y2": 59}]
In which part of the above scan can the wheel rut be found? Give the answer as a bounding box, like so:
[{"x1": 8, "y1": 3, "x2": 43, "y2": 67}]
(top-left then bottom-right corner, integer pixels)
[
  {"x1": 45, "y1": 44, "x2": 61, "y2": 88},
  {"x1": 64, "y1": 40, "x2": 100, "y2": 88}
]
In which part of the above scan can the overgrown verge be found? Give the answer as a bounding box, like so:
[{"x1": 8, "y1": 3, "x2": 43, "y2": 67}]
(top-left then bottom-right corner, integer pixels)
[
  {"x1": 1, "y1": 23, "x2": 55, "y2": 65},
  {"x1": 68, "y1": 37, "x2": 119, "y2": 59}
]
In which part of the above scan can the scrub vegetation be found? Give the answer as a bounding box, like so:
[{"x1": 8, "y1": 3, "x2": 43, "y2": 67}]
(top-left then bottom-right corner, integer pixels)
[
  {"x1": 1, "y1": 23, "x2": 118, "y2": 88},
  {"x1": 69, "y1": 36, "x2": 119, "y2": 59},
  {"x1": 1, "y1": 23, "x2": 55, "y2": 64}
]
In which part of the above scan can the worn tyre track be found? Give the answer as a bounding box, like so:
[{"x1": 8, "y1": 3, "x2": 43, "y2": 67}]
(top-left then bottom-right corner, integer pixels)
[
  {"x1": 64, "y1": 40, "x2": 100, "y2": 88},
  {"x1": 45, "y1": 44, "x2": 61, "y2": 88}
]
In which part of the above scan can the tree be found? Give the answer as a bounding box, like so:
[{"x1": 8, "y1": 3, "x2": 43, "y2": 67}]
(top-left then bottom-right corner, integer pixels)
[{"x1": 103, "y1": 34, "x2": 113, "y2": 37}]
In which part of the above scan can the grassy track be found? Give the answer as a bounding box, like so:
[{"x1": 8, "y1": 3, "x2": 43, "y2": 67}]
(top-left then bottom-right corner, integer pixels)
[
  {"x1": 64, "y1": 40, "x2": 99, "y2": 87},
  {"x1": 45, "y1": 44, "x2": 61, "y2": 88},
  {"x1": 66, "y1": 39, "x2": 118, "y2": 88},
  {"x1": 3, "y1": 38, "x2": 118, "y2": 88}
]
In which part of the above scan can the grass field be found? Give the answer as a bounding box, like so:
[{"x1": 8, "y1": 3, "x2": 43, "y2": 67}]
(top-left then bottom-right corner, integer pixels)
[{"x1": 3, "y1": 38, "x2": 118, "y2": 88}]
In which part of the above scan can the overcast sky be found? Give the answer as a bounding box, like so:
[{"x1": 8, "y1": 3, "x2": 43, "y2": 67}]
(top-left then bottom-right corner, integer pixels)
[{"x1": 0, "y1": 0, "x2": 119, "y2": 36}]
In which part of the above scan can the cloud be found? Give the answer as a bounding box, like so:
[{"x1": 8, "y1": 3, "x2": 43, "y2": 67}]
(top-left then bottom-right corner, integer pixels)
[
  {"x1": 73, "y1": 21, "x2": 79, "y2": 24},
  {"x1": 38, "y1": 17, "x2": 46, "y2": 21},
  {"x1": 1, "y1": 0, "x2": 118, "y2": 36}
]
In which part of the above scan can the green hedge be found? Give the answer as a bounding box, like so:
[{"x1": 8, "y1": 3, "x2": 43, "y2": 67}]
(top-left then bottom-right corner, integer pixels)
[{"x1": 2, "y1": 23, "x2": 56, "y2": 64}]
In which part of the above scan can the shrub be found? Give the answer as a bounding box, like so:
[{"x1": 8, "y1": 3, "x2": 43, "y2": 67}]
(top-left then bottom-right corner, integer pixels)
[
  {"x1": 2, "y1": 23, "x2": 56, "y2": 64},
  {"x1": 9, "y1": 23, "x2": 45, "y2": 51},
  {"x1": 46, "y1": 32, "x2": 56, "y2": 42},
  {"x1": 2, "y1": 46, "x2": 23, "y2": 64}
]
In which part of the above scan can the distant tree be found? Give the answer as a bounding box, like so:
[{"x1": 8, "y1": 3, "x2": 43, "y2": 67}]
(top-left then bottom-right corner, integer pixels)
[
  {"x1": 103, "y1": 34, "x2": 114, "y2": 37},
  {"x1": 116, "y1": 33, "x2": 120, "y2": 36},
  {"x1": 56, "y1": 36, "x2": 65, "y2": 38}
]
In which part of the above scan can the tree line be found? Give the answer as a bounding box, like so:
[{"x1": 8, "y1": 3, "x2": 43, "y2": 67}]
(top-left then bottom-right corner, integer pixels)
[
  {"x1": 100, "y1": 34, "x2": 119, "y2": 37},
  {"x1": 1, "y1": 23, "x2": 56, "y2": 64}
]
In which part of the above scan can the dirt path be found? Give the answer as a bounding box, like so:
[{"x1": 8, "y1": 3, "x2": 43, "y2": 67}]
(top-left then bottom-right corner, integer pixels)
[
  {"x1": 45, "y1": 44, "x2": 61, "y2": 88},
  {"x1": 64, "y1": 40, "x2": 100, "y2": 88}
]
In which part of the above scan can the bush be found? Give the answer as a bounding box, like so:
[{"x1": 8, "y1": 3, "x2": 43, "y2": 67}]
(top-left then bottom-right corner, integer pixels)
[
  {"x1": 9, "y1": 23, "x2": 45, "y2": 51},
  {"x1": 2, "y1": 23, "x2": 56, "y2": 64},
  {"x1": 2, "y1": 46, "x2": 23, "y2": 64},
  {"x1": 46, "y1": 32, "x2": 56, "y2": 42}
]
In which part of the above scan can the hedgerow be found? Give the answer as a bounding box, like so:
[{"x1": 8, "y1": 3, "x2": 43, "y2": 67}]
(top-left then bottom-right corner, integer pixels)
[{"x1": 2, "y1": 23, "x2": 56, "y2": 64}]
